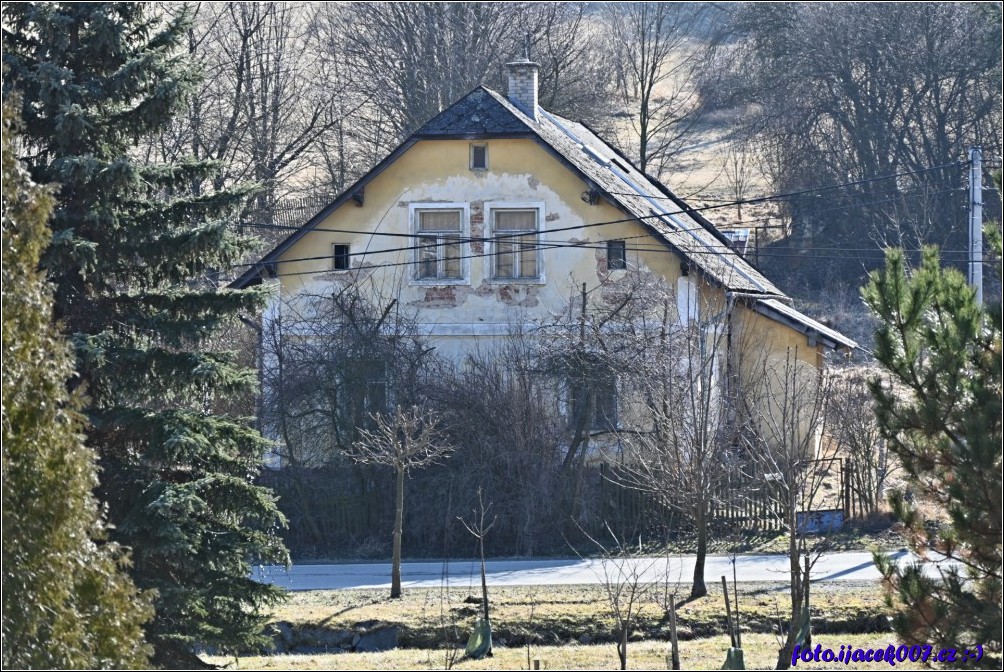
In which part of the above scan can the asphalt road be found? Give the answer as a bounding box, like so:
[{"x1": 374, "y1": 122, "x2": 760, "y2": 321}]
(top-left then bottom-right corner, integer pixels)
[{"x1": 252, "y1": 549, "x2": 943, "y2": 592}]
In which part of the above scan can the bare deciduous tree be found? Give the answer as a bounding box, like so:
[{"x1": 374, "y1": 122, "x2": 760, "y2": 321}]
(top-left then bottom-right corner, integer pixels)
[
  {"x1": 740, "y1": 348, "x2": 838, "y2": 670},
  {"x1": 603, "y1": 2, "x2": 719, "y2": 176},
  {"x1": 337, "y1": 2, "x2": 617, "y2": 151},
  {"x1": 352, "y1": 405, "x2": 454, "y2": 599},
  {"x1": 576, "y1": 526, "x2": 662, "y2": 671},
  {"x1": 260, "y1": 279, "x2": 437, "y2": 550},
  {"x1": 720, "y1": 3, "x2": 1002, "y2": 283},
  {"x1": 621, "y1": 292, "x2": 748, "y2": 600},
  {"x1": 432, "y1": 329, "x2": 565, "y2": 557},
  {"x1": 149, "y1": 2, "x2": 353, "y2": 225},
  {"x1": 828, "y1": 369, "x2": 898, "y2": 517}
]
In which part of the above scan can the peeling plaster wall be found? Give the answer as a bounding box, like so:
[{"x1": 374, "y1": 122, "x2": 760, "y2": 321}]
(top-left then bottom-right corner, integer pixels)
[
  {"x1": 263, "y1": 136, "x2": 829, "y2": 463},
  {"x1": 273, "y1": 138, "x2": 704, "y2": 360},
  {"x1": 270, "y1": 137, "x2": 819, "y2": 365}
]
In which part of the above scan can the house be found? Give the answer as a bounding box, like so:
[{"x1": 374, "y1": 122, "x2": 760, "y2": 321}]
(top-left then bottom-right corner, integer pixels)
[{"x1": 232, "y1": 57, "x2": 856, "y2": 458}]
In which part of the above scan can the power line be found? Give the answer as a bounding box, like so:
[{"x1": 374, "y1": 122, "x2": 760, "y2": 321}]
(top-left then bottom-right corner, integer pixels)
[
  {"x1": 234, "y1": 185, "x2": 970, "y2": 274},
  {"x1": 605, "y1": 161, "x2": 965, "y2": 204},
  {"x1": 229, "y1": 160, "x2": 973, "y2": 282},
  {"x1": 238, "y1": 161, "x2": 967, "y2": 249},
  {"x1": 245, "y1": 234, "x2": 976, "y2": 283}
]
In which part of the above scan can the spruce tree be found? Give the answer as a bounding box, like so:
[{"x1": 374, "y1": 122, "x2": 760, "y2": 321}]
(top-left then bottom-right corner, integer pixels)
[
  {"x1": 3, "y1": 3, "x2": 288, "y2": 666},
  {"x1": 2, "y1": 99, "x2": 152, "y2": 669},
  {"x1": 862, "y1": 226, "x2": 1002, "y2": 667}
]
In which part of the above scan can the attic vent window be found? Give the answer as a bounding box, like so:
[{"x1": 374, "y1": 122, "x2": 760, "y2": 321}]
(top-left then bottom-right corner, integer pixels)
[
  {"x1": 333, "y1": 243, "x2": 351, "y2": 271},
  {"x1": 470, "y1": 143, "x2": 488, "y2": 170}
]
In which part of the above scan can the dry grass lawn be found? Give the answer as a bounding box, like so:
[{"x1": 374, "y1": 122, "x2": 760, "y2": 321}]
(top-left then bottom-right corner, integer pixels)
[
  {"x1": 209, "y1": 633, "x2": 917, "y2": 670},
  {"x1": 207, "y1": 582, "x2": 904, "y2": 670}
]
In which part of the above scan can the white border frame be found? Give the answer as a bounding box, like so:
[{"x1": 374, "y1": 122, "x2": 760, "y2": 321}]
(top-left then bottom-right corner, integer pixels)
[
  {"x1": 484, "y1": 200, "x2": 547, "y2": 285},
  {"x1": 470, "y1": 142, "x2": 489, "y2": 171},
  {"x1": 408, "y1": 202, "x2": 471, "y2": 286}
]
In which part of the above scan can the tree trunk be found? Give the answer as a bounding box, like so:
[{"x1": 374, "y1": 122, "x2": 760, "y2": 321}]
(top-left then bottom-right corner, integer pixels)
[
  {"x1": 391, "y1": 466, "x2": 405, "y2": 599},
  {"x1": 691, "y1": 501, "x2": 708, "y2": 599},
  {"x1": 775, "y1": 505, "x2": 801, "y2": 670},
  {"x1": 618, "y1": 625, "x2": 628, "y2": 670}
]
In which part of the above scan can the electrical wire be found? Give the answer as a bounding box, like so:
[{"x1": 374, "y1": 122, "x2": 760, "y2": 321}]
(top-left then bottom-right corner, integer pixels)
[
  {"x1": 226, "y1": 160, "x2": 978, "y2": 282},
  {"x1": 235, "y1": 162, "x2": 967, "y2": 247},
  {"x1": 248, "y1": 235, "x2": 978, "y2": 283},
  {"x1": 241, "y1": 183, "x2": 965, "y2": 240},
  {"x1": 230, "y1": 185, "x2": 973, "y2": 278},
  {"x1": 604, "y1": 161, "x2": 966, "y2": 204}
]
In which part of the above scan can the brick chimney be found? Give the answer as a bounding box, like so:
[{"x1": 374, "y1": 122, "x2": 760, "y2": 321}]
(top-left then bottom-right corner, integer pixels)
[{"x1": 506, "y1": 57, "x2": 539, "y2": 121}]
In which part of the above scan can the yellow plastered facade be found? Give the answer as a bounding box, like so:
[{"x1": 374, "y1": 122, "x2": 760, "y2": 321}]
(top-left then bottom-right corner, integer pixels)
[
  {"x1": 262, "y1": 137, "x2": 826, "y2": 454},
  {"x1": 269, "y1": 137, "x2": 820, "y2": 365}
]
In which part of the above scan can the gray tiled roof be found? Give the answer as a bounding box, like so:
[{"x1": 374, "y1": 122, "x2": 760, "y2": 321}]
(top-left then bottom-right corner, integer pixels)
[
  {"x1": 415, "y1": 87, "x2": 533, "y2": 137},
  {"x1": 474, "y1": 87, "x2": 784, "y2": 296},
  {"x1": 754, "y1": 299, "x2": 858, "y2": 351},
  {"x1": 412, "y1": 85, "x2": 783, "y2": 295}
]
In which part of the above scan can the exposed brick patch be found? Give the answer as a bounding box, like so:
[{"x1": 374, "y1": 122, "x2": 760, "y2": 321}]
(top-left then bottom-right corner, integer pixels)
[
  {"x1": 527, "y1": 175, "x2": 540, "y2": 190},
  {"x1": 494, "y1": 283, "x2": 540, "y2": 307},
  {"x1": 410, "y1": 285, "x2": 459, "y2": 308}
]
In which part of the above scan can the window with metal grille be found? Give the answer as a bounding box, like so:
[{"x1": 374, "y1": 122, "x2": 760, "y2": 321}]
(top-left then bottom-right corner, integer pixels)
[{"x1": 333, "y1": 243, "x2": 351, "y2": 270}]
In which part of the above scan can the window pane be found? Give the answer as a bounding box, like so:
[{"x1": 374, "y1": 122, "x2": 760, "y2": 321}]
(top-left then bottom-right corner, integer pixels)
[
  {"x1": 419, "y1": 209, "x2": 461, "y2": 232},
  {"x1": 495, "y1": 209, "x2": 536, "y2": 231},
  {"x1": 495, "y1": 239, "x2": 515, "y2": 278},
  {"x1": 418, "y1": 236, "x2": 437, "y2": 278},
  {"x1": 518, "y1": 235, "x2": 537, "y2": 277},
  {"x1": 607, "y1": 240, "x2": 626, "y2": 270},
  {"x1": 443, "y1": 236, "x2": 462, "y2": 278},
  {"x1": 366, "y1": 380, "x2": 387, "y2": 415},
  {"x1": 333, "y1": 244, "x2": 350, "y2": 270},
  {"x1": 471, "y1": 144, "x2": 487, "y2": 170},
  {"x1": 569, "y1": 376, "x2": 617, "y2": 431},
  {"x1": 596, "y1": 377, "x2": 618, "y2": 429}
]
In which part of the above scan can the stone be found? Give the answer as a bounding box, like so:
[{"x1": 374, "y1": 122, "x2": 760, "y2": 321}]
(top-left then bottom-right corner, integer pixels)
[
  {"x1": 296, "y1": 626, "x2": 353, "y2": 650},
  {"x1": 578, "y1": 633, "x2": 593, "y2": 645},
  {"x1": 355, "y1": 625, "x2": 399, "y2": 652},
  {"x1": 273, "y1": 621, "x2": 295, "y2": 647}
]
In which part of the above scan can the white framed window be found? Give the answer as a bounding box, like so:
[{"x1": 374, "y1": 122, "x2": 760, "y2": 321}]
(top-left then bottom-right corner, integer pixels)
[
  {"x1": 409, "y1": 203, "x2": 469, "y2": 283},
  {"x1": 470, "y1": 143, "x2": 488, "y2": 170},
  {"x1": 486, "y1": 201, "x2": 545, "y2": 282}
]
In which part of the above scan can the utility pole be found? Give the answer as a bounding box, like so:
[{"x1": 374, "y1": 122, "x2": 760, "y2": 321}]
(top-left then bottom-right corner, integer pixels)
[{"x1": 969, "y1": 147, "x2": 983, "y2": 305}]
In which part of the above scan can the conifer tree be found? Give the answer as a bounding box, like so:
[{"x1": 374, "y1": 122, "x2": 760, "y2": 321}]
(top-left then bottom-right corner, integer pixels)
[
  {"x1": 2, "y1": 99, "x2": 152, "y2": 670},
  {"x1": 862, "y1": 221, "x2": 1002, "y2": 668},
  {"x1": 3, "y1": 4, "x2": 288, "y2": 665}
]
